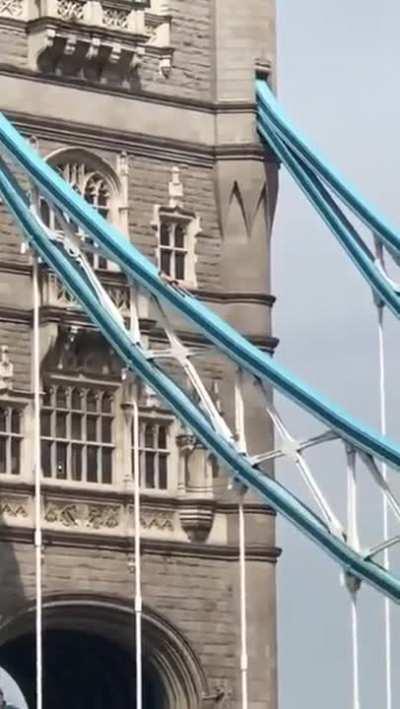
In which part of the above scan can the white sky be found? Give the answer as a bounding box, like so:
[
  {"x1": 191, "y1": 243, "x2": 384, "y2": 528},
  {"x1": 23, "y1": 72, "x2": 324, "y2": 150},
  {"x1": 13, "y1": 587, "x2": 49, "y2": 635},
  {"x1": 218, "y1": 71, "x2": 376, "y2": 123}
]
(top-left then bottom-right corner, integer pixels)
[
  {"x1": 274, "y1": 2, "x2": 400, "y2": 708},
  {"x1": 0, "y1": 668, "x2": 27, "y2": 708}
]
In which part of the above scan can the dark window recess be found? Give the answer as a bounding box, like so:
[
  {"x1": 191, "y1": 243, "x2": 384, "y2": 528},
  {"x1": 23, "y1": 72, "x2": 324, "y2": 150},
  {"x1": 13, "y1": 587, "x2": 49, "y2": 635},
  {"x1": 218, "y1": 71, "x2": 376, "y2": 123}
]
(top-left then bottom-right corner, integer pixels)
[{"x1": 0, "y1": 405, "x2": 22, "y2": 476}]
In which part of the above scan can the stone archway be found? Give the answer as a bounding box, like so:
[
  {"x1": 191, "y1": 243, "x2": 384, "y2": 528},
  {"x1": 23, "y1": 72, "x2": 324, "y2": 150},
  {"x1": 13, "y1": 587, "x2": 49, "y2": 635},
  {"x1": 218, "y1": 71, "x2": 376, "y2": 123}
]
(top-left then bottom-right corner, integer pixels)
[{"x1": 0, "y1": 594, "x2": 208, "y2": 709}]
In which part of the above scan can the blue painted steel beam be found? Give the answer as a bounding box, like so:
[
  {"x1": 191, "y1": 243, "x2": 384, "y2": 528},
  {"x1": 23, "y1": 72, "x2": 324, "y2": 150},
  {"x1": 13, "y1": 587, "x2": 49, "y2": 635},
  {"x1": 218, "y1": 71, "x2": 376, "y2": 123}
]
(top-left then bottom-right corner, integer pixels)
[
  {"x1": 256, "y1": 79, "x2": 400, "y2": 258},
  {"x1": 257, "y1": 106, "x2": 400, "y2": 318},
  {"x1": 1, "y1": 156, "x2": 400, "y2": 602},
  {"x1": 0, "y1": 114, "x2": 400, "y2": 471}
]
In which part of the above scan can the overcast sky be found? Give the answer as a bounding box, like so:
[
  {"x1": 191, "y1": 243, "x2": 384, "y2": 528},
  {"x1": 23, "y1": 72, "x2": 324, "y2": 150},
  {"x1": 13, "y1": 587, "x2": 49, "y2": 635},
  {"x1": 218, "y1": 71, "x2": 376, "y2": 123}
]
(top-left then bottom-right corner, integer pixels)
[
  {"x1": 274, "y1": 2, "x2": 400, "y2": 708},
  {"x1": 3, "y1": 3, "x2": 400, "y2": 708}
]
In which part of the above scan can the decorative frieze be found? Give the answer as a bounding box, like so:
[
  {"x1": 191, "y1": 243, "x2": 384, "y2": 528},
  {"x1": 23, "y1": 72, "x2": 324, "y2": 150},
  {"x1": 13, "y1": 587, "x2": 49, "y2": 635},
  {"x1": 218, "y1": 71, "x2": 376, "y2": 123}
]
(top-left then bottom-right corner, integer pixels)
[
  {"x1": 44, "y1": 499, "x2": 177, "y2": 535},
  {"x1": 135, "y1": 505, "x2": 174, "y2": 532},
  {"x1": 0, "y1": 491, "x2": 178, "y2": 537},
  {"x1": 44, "y1": 500, "x2": 121, "y2": 529},
  {"x1": 43, "y1": 271, "x2": 131, "y2": 319},
  {"x1": 0, "y1": 496, "x2": 29, "y2": 523},
  {"x1": 57, "y1": 0, "x2": 85, "y2": 22},
  {"x1": 0, "y1": 0, "x2": 24, "y2": 18}
]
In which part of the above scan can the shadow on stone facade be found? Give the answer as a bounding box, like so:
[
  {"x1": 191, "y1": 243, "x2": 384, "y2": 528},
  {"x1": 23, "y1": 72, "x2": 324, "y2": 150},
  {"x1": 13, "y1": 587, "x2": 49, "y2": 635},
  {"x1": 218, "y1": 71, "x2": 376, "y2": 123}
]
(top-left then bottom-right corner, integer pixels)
[
  {"x1": 0, "y1": 504, "x2": 28, "y2": 707},
  {"x1": 0, "y1": 629, "x2": 164, "y2": 709},
  {"x1": 0, "y1": 525, "x2": 26, "y2": 625},
  {"x1": 0, "y1": 595, "x2": 211, "y2": 709}
]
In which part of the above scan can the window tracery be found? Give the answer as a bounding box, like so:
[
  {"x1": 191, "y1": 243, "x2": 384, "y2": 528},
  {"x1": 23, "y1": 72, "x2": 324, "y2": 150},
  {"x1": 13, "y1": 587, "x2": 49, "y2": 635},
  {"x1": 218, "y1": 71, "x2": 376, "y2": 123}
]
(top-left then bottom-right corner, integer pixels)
[
  {"x1": 41, "y1": 383, "x2": 115, "y2": 484},
  {"x1": 0, "y1": 405, "x2": 22, "y2": 476},
  {"x1": 153, "y1": 167, "x2": 200, "y2": 287},
  {"x1": 159, "y1": 221, "x2": 187, "y2": 281},
  {"x1": 41, "y1": 158, "x2": 119, "y2": 270},
  {"x1": 134, "y1": 418, "x2": 170, "y2": 491}
]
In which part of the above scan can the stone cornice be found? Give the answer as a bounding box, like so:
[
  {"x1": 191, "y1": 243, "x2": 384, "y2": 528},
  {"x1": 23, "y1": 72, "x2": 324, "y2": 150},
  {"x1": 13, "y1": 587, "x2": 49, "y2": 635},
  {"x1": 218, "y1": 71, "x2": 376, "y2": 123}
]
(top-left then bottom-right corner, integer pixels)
[
  {"x1": 6, "y1": 107, "x2": 270, "y2": 166},
  {"x1": 39, "y1": 307, "x2": 279, "y2": 351},
  {"x1": 0, "y1": 16, "x2": 23, "y2": 29},
  {"x1": 0, "y1": 63, "x2": 252, "y2": 113},
  {"x1": 0, "y1": 66, "x2": 277, "y2": 164},
  {"x1": 197, "y1": 289, "x2": 276, "y2": 307},
  {"x1": 0, "y1": 307, "x2": 31, "y2": 324},
  {"x1": 0, "y1": 304, "x2": 278, "y2": 351},
  {"x1": 0, "y1": 263, "x2": 277, "y2": 310},
  {"x1": 0, "y1": 261, "x2": 31, "y2": 276},
  {"x1": 0, "y1": 525, "x2": 281, "y2": 562},
  {"x1": 0, "y1": 298, "x2": 278, "y2": 351}
]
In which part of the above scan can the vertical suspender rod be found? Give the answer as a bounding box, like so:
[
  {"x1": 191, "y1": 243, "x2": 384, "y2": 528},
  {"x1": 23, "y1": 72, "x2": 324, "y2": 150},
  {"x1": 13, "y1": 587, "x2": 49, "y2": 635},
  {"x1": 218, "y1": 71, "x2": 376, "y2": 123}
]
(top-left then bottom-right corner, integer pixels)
[
  {"x1": 235, "y1": 369, "x2": 249, "y2": 709},
  {"x1": 346, "y1": 445, "x2": 360, "y2": 709},
  {"x1": 33, "y1": 255, "x2": 43, "y2": 709},
  {"x1": 130, "y1": 288, "x2": 143, "y2": 709}
]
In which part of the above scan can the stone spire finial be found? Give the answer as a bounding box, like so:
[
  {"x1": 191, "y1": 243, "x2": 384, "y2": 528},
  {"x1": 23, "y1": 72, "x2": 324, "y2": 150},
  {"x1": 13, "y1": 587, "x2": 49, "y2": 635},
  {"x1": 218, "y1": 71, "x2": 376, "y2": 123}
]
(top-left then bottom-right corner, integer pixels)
[
  {"x1": 0, "y1": 346, "x2": 13, "y2": 391},
  {"x1": 168, "y1": 166, "x2": 184, "y2": 209}
]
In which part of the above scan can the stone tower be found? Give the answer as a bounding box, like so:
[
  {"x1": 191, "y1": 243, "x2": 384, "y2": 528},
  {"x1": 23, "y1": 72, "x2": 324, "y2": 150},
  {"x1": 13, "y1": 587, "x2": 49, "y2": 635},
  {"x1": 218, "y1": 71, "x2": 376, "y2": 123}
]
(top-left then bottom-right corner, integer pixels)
[{"x1": 0, "y1": 0, "x2": 279, "y2": 707}]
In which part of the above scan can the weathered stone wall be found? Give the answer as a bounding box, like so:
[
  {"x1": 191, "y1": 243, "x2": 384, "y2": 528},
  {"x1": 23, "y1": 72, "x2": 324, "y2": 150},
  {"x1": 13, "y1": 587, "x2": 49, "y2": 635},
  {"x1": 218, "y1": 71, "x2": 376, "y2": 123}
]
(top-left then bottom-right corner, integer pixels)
[
  {"x1": 141, "y1": 0, "x2": 214, "y2": 100},
  {"x1": 0, "y1": 0, "x2": 215, "y2": 100},
  {"x1": 0, "y1": 0, "x2": 279, "y2": 706},
  {"x1": 0, "y1": 22, "x2": 28, "y2": 67},
  {"x1": 0, "y1": 535, "x2": 277, "y2": 706}
]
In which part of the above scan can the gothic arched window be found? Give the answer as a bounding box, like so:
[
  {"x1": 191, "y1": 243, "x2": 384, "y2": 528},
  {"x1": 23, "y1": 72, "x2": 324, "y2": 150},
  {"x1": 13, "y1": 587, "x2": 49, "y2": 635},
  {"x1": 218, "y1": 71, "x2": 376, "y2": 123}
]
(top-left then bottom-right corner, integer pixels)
[{"x1": 41, "y1": 151, "x2": 126, "y2": 271}]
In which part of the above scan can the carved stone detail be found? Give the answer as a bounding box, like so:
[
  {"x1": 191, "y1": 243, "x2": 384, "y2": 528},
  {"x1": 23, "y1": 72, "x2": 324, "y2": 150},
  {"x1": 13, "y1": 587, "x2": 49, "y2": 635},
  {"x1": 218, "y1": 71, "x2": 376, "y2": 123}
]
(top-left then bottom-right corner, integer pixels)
[
  {"x1": 45, "y1": 502, "x2": 80, "y2": 527},
  {"x1": 25, "y1": 0, "x2": 173, "y2": 84},
  {"x1": 57, "y1": 0, "x2": 84, "y2": 21},
  {"x1": 0, "y1": 497, "x2": 29, "y2": 522},
  {"x1": 42, "y1": 327, "x2": 122, "y2": 378},
  {"x1": 87, "y1": 504, "x2": 120, "y2": 529},
  {"x1": 128, "y1": 505, "x2": 174, "y2": 533},
  {"x1": 43, "y1": 272, "x2": 131, "y2": 318},
  {"x1": 0, "y1": 0, "x2": 23, "y2": 17},
  {"x1": 102, "y1": 6, "x2": 129, "y2": 30},
  {"x1": 42, "y1": 499, "x2": 175, "y2": 535},
  {"x1": 152, "y1": 168, "x2": 200, "y2": 287},
  {"x1": 0, "y1": 346, "x2": 14, "y2": 392},
  {"x1": 44, "y1": 501, "x2": 121, "y2": 530},
  {"x1": 201, "y1": 681, "x2": 233, "y2": 707},
  {"x1": 168, "y1": 166, "x2": 184, "y2": 209},
  {"x1": 178, "y1": 499, "x2": 215, "y2": 543}
]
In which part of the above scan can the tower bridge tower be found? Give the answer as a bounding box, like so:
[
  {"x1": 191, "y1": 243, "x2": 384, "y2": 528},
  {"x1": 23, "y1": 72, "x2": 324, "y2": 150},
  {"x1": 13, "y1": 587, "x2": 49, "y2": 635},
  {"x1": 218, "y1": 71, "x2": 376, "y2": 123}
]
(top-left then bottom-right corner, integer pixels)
[{"x1": 0, "y1": 1, "x2": 279, "y2": 706}]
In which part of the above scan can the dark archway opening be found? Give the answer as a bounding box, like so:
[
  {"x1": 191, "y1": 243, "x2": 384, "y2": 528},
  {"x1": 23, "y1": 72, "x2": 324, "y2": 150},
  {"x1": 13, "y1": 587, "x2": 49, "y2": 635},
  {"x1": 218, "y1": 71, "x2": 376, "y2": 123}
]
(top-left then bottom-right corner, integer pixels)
[{"x1": 0, "y1": 629, "x2": 166, "y2": 709}]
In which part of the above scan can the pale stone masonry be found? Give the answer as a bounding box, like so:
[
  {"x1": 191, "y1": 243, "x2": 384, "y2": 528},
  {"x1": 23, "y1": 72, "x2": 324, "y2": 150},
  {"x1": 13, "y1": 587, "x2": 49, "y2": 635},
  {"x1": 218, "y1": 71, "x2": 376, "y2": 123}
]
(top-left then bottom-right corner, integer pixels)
[{"x1": 0, "y1": 1, "x2": 279, "y2": 707}]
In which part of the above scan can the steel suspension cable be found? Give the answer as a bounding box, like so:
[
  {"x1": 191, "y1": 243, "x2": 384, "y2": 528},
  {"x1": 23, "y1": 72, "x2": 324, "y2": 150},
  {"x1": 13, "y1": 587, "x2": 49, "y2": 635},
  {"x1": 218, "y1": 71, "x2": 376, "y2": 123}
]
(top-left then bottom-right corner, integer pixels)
[
  {"x1": 257, "y1": 108, "x2": 400, "y2": 320},
  {"x1": 256, "y1": 80, "x2": 400, "y2": 258},
  {"x1": 2, "y1": 143, "x2": 400, "y2": 599},
  {"x1": 129, "y1": 285, "x2": 143, "y2": 709},
  {"x1": 238, "y1": 492, "x2": 248, "y2": 709},
  {"x1": 132, "y1": 379, "x2": 143, "y2": 709},
  {"x1": 258, "y1": 76, "x2": 400, "y2": 707},
  {"x1": 32, "y1": 254, "x2": 43, "y2": 709},
  {"x1": 0, "y1": 116, "x2": 400, "y2": 470},
  {"x1": 235, "y1": 369, "x2": 248, "y2": 709}
]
